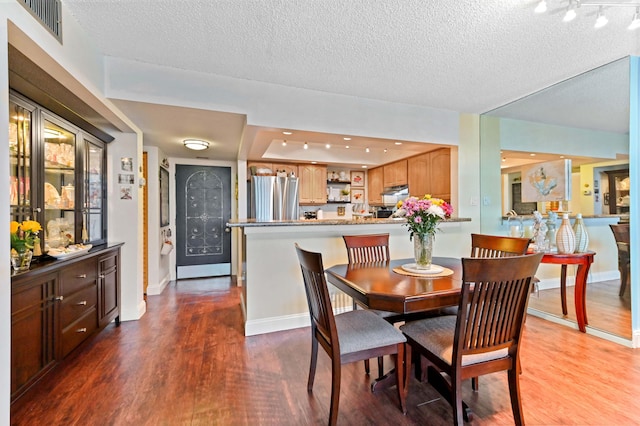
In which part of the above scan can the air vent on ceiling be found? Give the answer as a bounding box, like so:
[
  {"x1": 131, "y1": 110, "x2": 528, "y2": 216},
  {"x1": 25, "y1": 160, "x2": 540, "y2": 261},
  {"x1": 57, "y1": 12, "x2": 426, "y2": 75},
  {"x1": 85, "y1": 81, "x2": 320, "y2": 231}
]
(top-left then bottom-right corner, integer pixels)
[{"x1": 19, "y1": 0, "x2": 62, "y2": 42}]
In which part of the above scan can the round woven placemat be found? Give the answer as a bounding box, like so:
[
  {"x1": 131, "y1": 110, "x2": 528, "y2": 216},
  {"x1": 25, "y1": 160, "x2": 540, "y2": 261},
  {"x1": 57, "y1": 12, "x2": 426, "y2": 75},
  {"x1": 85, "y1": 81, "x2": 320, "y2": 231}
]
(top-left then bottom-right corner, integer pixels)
[{"x1": 392, "y1": 266, "x2": 454, "y2": 278}]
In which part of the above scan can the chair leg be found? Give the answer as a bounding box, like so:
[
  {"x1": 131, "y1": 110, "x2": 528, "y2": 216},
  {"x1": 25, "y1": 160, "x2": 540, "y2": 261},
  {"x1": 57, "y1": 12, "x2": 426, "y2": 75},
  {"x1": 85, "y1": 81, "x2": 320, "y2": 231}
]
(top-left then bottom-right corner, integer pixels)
[
  {"x1": 451, "y1": 374, "x2": 464, "y2": 426},
  {"x1": 364, "y1": 359, "x2": 370, "y2": 375},
  {"x1": 472, "y1": 377, "x2": 479, "y2": 391},
  {"x1": 308, "y1": 337, "x2": 318, "y2": 392},
  {"x1": 393, "y1": 345, "x2": 407, "y2": 414},
  {"x1": 329, "y1": 356, "x2": 342, "y2": 426},
  {"x1": 619, "y1": 264, "x2": 629, "y2": 296},
  {"x1": 377, "y1": 356, "x2": 384, "y2": 379},
  {"x1": 507, "y1": 367, "x2": 525, "y2": 426}
]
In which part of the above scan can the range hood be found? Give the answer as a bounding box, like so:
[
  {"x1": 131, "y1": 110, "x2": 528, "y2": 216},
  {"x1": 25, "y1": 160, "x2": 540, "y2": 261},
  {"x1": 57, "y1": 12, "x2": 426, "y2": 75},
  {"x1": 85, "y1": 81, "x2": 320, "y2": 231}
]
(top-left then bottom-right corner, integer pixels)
[{"x1": 381, "y1": 184, "x2": 409, "y2": 195}]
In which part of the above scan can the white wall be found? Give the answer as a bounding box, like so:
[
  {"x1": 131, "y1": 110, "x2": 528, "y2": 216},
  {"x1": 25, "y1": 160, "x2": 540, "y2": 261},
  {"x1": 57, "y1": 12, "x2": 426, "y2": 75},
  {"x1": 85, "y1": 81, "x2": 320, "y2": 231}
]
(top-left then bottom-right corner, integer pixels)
[{"x1": 144, "y1": 146, "x2": 172, "y2": 296}]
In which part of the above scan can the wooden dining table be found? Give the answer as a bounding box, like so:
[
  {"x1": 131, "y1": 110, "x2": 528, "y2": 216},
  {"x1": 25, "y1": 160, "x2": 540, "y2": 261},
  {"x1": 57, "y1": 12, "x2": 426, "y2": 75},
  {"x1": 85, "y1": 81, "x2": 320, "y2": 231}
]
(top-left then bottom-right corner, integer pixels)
[{"x1": 325, "y1": 257, "x2": 464, "y2": 316}]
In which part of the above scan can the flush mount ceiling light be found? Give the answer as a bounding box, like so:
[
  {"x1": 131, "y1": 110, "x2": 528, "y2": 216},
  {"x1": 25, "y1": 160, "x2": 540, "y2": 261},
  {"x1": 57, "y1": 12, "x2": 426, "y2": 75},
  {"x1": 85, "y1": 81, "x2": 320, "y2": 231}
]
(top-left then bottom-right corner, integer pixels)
[
  {"x1": 537, "y1": 1, "x2": 640, "y2": 30},
  {"x1": 183, "y1": 139, "x2": 209, "y2": 150},
  {"x1": 282, "y1": 131, "x2": 292, "y2": 135}
]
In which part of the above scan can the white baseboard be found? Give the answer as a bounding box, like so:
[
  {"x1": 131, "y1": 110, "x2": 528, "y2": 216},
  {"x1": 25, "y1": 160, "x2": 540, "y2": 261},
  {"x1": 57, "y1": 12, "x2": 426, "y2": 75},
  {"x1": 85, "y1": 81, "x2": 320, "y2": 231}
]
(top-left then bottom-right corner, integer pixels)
[
  {"x1": 245, "y1": 313, "x2": 310, "y2": 336},
  {"x1": 535, "y1": 269, "x2": 619, "y2": 291},
  {"x1": 146, "y1": 274, "x2": 171, "y2": 295}
]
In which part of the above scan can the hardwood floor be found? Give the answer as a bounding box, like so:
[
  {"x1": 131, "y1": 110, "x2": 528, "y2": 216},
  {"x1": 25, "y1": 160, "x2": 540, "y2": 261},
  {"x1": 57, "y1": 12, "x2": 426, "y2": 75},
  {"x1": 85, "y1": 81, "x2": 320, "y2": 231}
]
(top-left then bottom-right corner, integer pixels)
[
  {"x1": 11, "y1": 277, "x2": 640, "y2": 425},
  {"x1": 528, "y1": 278, "x2": 631, "y2": 339}
]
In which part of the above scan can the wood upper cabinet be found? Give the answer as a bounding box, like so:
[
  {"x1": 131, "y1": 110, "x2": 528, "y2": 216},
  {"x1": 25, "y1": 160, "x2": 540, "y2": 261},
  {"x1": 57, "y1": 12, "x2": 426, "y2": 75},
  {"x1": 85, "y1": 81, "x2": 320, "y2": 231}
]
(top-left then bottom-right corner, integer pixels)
[
  {"x1": 383, "y1": 160, "x2": 408, "y2": 187},
  {"x1": 407, "y1": 148, "x2": 451, "y2": 201},
  {"x1": 299, "y1": 164, "x2": 327, "y2": 204},
  {"x1": 247, "y1": 162, "x2": 298, "y2": 180},
  {"x1": 367, "y1": 167, "x2": 384, "y2": 205}
]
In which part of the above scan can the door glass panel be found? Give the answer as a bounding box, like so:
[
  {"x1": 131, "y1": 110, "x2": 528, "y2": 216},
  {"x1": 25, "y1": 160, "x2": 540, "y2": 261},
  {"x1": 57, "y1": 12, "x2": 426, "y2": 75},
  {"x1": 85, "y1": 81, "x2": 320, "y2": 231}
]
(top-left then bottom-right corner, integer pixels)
[
  {"x1": 43, "y1": 120, "x2": 76, "y2": 249},
  {"x1": 9, "y1": 99, "x2": 32, "y2": 219},
  {"x1": 85, "y1": 139, "x2": 104, "y2": 243}
]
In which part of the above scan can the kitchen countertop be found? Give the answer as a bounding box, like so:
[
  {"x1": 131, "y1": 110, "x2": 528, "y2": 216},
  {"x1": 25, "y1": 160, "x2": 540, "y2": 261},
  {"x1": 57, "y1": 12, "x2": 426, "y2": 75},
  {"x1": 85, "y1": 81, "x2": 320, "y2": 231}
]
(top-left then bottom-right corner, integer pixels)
[{"x1": 227, "y1": 217, "x2": 472, "y2": 227}]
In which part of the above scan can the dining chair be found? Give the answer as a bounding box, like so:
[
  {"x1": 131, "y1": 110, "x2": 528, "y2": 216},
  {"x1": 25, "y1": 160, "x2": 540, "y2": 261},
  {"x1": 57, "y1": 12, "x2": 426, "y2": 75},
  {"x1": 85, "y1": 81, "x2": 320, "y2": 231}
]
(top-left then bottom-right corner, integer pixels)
[
  {"x1": 400, "y1": 253, "x2": 543, "y2": 426},
  {"x1": 342, "y1": 234, "x2": 403, "y2": 379},
  {"x1": 609, "y1": 224, "x2": 630, "y2": 296},
  {"x1": 295, "y1": 244, "x2": 409, "y2": 426}
]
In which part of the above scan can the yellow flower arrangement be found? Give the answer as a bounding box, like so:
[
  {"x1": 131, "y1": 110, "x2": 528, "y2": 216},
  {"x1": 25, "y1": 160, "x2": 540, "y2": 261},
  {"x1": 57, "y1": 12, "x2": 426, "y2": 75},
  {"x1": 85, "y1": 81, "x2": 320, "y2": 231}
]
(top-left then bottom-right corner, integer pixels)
[{"x1": 10, "y1": 220, "x2": 42, "y2": 253}]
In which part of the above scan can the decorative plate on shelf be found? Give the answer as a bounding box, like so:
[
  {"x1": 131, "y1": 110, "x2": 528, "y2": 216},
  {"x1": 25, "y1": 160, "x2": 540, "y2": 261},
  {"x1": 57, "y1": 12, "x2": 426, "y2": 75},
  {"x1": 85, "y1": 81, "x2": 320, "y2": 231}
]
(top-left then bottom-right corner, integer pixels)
[
  {"x1": 47, "y1": 244, "x2": 92, "y2": 260},
  {"x1": 401, "y1": 263, "x2": 445, "y2": 275}
]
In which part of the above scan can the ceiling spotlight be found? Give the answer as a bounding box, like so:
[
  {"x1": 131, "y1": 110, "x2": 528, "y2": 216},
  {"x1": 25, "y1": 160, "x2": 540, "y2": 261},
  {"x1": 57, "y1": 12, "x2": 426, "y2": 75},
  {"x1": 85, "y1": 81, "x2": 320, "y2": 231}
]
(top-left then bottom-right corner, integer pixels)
[
  {"x1": 629, "y1": 7, "x2": 640, "y2": 30},
  {"x1": 282, "y1": 140, "x2": 287, "y2": 146},
  {"x1": 282, "y1": 131, "x2": 292, "y2": 135},
  {"x1": 394, "y1": 142, "x2": 402, "y2": 145},
  {"x1": 345, "y1": 145, "x2": 350, "y2": 149},
  {"x1": 304, "y1": 142, "x2": 308, "y2": 150},
  {"x1": 326, "y1": 144, "x2": 331, "y2": 149},
  {"x1": 595, "y1": 6, "x2": 608, "y2": 28},
  {"x1": 502, "y1": 157, "x2": 506, "y2": 162},
  {"x1": 183, "y1": 139, "x2": 209, "y2": 150},
  {"x1": 563, "y1": 1, "x2": 578, "y2": 22},
  {"x1": 365, "y1": 147, "x2": 370, "y2": 153},
  {"x1": 384, "y1": 149, "x2": 388, "y2": 153},
  {"x1": 361, "y1": 165, "x2": 368, "y2": 169},
  {"x1": 530, "y1": 153, "x2": 536, "y2": 157},
  {"x1": 535, "y1": 0, "x2": 547, "y2": 14},
  {"x1": 343, "y1": 137, "x2": 351, "y2": 141}
]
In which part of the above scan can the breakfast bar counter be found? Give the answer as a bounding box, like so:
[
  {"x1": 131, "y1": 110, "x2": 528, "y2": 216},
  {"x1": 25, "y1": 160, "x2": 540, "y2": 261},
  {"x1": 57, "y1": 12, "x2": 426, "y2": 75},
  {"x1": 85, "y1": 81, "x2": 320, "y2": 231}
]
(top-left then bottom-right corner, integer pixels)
[{"x1": 227, "y1": 217, "x2": 472, "y2": 336}]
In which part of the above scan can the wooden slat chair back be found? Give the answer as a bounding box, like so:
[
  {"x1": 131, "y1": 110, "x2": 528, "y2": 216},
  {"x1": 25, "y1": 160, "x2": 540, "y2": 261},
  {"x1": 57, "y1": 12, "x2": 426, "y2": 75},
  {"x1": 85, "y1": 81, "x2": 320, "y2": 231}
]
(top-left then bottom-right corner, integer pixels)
[
  {"x1": 470, "y1": 233, "x2": 531, "y2": 258},
  {"x1": 343, "y1": 233, "x2": 391, "y2": 263},
  {"x1": 295, "y1": 244, "x2": 408, "y2": 426},
  {"x1": 400, "y1": 253, "x2": 543, "y2": 426},
  {"x1": 342, "y1": 233, "x2": 394, "y2": 377},
  {"x1": 610, "y1": 224, "x2": 630, "y2": 296}
]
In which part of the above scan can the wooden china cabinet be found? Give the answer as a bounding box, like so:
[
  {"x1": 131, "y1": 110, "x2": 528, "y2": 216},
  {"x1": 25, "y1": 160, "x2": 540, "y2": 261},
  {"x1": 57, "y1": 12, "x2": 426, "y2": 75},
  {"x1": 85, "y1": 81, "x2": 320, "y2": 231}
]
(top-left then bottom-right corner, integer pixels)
[{"x1": 9, "y1": 90, "x2": 120, "y2": 405}]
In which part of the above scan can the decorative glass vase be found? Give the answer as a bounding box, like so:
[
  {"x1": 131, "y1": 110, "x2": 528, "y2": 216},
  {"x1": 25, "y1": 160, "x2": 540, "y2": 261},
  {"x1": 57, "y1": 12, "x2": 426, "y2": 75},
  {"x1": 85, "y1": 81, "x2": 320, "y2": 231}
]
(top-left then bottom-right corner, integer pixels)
[
  {"x1": 556, "y1": 214, "x2": 576, "y2": 254},
  {"x1": 573, "y1": 213, "x2": 589, "y2": 253},
  {"x1": 11, "y1": 249, "x2": 33, "y2": 272},
  {"x1": 413, "y1": 233, "x2": 434, "y2": 270}
]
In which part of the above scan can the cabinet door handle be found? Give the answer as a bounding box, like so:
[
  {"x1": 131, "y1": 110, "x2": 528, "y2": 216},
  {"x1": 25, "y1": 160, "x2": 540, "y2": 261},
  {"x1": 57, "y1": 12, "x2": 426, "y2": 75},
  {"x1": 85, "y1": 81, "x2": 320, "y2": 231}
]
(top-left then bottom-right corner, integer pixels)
[
  {"x1": 52, "y1": 295, "x2": 64, "y2": 302},
  {"x1": 76, "y1": 274, "x2": 87, "y2": 278},
  {"x1": 76, "y1": 328, "x2": 87, "y2": 333},
  {"x1": 99, "y1": 274, "x2": 105, "y2": 279},
  {"x1": 76, "y1": 300, "x2": 87, "y2": 306}
]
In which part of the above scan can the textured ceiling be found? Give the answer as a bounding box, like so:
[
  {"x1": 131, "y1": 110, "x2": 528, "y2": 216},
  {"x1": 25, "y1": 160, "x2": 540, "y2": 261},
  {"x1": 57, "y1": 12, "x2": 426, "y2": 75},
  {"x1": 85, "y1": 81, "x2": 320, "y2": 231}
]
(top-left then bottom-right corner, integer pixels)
[{"x1": 61, "y1": 0, "x2": 640, "y2": 163}]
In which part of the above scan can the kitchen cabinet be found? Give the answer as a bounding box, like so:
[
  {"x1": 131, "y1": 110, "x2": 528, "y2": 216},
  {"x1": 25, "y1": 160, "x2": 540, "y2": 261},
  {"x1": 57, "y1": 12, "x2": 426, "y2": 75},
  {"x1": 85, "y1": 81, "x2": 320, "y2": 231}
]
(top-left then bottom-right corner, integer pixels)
[
  {"x1": 367, "y1": 167, "x2": 384, "y2": 205},
  {"x1": 10, "y1": 244, "x2": 122, "y2": 404},
  {"x1": 299, "y1": 164, "x2": 327, "y2": 204},
  {"x1": 383, "y1": 160, "x2": 408, "y2": 188},
  {"x1": 9, "y1": 91, "x2": 108, "y2": 250},
  {"x1": 408, "y1": 148, "x2": 451, "y2": 201},
  {"x1": 247, "y1": 162, "x2": 297, "y2": 179}
]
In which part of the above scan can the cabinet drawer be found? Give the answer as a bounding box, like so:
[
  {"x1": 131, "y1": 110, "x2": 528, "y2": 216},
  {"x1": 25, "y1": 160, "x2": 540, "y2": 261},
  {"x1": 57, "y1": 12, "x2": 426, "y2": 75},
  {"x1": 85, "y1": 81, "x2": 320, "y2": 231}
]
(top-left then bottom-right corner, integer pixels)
[
  {"x1": 60, "y1": 285, "x2": 97, "y2": 329},
  {"x1": 61, "y1": 308, "x2": 97, "y2": 358},
  {"x1": 60, "y1": 260, "x2": 97, "y2": 296}
]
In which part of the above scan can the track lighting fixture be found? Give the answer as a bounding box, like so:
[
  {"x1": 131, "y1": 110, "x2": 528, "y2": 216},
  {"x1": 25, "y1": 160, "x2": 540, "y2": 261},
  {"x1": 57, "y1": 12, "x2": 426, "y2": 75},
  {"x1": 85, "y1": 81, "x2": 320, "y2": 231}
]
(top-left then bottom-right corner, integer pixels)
[{"x1": 536, "y1": 1, "x2": 640, "y2": 30}]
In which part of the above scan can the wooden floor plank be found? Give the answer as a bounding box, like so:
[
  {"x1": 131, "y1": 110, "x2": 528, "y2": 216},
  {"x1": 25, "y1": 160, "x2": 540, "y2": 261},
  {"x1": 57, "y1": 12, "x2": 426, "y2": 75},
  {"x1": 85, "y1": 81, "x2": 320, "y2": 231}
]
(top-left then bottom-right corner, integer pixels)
[{"x1": 11, "y1": 276, "x2": 640, "y2": 425}]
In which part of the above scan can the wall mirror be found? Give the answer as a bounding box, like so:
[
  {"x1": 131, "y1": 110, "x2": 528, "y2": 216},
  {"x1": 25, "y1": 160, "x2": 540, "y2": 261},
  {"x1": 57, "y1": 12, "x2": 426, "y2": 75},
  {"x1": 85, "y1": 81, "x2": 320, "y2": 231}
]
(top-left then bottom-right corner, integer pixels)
[
  {"x1": 480, "y1": 57, "x2": 632, "y2": 341},
  {"x1": 160, "y1": 166, "x2": 170, "y2": 227}
]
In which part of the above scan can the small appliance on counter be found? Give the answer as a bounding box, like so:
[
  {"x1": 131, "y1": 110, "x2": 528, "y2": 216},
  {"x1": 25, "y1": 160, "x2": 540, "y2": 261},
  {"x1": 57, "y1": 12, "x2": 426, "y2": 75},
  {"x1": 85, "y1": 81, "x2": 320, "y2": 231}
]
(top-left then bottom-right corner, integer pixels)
[
  {"x1": 375, "y1": 207, "x2": 394, "y2": 218},
  {"x1": 303, "y1": 211, "x2": 317, "y2": 220}
]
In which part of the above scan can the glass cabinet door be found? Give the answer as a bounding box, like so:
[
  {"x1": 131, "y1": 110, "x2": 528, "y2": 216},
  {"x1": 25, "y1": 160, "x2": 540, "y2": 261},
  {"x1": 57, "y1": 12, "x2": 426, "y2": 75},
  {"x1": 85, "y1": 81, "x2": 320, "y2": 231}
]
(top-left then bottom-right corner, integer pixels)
[
  {"x1": 84, "y1": 137, "x2": 106, "y2": 244},
  {"x1": 9, "y1": 97, "x2": 35, "y2": 223},
  {"x1": 42, "y1": 116, "x2": 77, "y2": 250}
]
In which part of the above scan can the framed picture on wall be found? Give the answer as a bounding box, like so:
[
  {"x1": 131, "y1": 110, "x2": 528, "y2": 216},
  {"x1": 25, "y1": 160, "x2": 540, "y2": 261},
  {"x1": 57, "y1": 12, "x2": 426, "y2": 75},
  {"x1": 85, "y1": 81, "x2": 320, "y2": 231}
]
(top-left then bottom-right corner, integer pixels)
[
  {"x1": 351, "y1": 188, "x2": 364, "y2": 203},
  {"x1": 350, "y1": 171, "x2": 365, "y2": 187},
  {"x1": 159, "y1": 167, "x2": 170, "y2": 226}
]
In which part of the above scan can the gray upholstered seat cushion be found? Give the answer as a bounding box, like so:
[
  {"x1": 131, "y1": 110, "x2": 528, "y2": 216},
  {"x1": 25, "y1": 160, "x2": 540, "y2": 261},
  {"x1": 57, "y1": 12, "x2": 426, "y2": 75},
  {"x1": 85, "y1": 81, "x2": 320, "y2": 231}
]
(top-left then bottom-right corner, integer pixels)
[
  {"x1": 400, "y1": 316, "x2": 508, "y2": 366},
  {"x1": 335, "y1": 310, "x2": 406, "y2": 356}
]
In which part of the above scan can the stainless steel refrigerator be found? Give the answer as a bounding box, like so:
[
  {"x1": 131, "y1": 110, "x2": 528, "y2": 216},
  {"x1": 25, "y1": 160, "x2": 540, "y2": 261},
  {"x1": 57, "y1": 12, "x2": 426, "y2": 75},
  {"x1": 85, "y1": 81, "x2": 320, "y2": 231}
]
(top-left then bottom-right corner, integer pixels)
[{"x1": 250, "y1": 176, "x2": 299, "y2": 221}]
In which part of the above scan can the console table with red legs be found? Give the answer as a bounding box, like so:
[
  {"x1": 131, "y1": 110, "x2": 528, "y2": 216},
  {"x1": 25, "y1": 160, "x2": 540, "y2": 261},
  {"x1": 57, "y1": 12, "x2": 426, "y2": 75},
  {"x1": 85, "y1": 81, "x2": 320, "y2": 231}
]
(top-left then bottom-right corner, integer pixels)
[{"x1": 540, "y1": 251, "x2": 595, "y2": 332}]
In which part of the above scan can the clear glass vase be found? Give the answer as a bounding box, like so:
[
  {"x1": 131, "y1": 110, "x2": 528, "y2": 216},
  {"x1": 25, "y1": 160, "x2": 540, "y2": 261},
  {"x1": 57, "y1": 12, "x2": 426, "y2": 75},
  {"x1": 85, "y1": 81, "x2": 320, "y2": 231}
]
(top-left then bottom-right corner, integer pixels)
[
  {"x1": 11, "y1": 249, "x2": 33, "y2": 272},
  {"x1": 413, "y1": 234, "x2": 434, "y2": 270}
]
